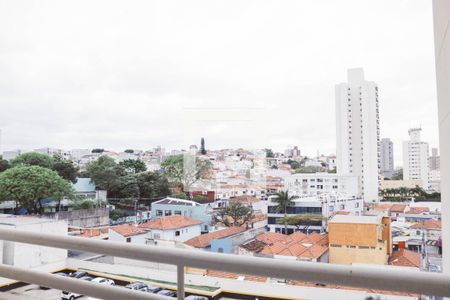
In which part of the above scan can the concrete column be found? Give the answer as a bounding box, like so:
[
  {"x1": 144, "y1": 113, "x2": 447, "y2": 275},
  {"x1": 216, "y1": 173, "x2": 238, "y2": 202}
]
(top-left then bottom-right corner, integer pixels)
[{"x1": 433, "y1": 0, "x2": 450, "y2": 272}]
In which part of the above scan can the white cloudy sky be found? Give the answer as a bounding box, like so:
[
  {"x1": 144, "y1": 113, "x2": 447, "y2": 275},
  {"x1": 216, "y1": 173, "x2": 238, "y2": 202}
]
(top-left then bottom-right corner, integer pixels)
[{"x1": 0, "y1": 0, "x2": 438, "y2": 165}]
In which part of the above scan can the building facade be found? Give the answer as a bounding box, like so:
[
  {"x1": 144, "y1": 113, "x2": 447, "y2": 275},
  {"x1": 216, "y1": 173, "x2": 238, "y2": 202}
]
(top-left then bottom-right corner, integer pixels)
[
  {"x1": 328, "y1": 214, "x2": 392, "y2": 265},
  {"x1": 380, "y1": 138, "x2": 394, "y2": 179},
  {"x1": 336, "y1": 68, "x2": 381, "y2": 202},
  {"x1": 283, "y1": 173, "x2": 359, "y2": 198},
  {"x1": 151, "y1": 197, "x2": 212, "y2": 232},
  {"x1": 402, "y1": 128, "x2": 430, "y2": 189},
  {"x1": 267, "y1": 195, "x2": 363, "y2": 234}
]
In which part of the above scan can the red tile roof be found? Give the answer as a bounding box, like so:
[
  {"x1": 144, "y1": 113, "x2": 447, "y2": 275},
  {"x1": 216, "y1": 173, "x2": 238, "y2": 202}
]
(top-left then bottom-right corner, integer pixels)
[
  {"x1": 390, "y1": 204, "x2": 407, "y2": 213},
  {"x1": 185, "y1": 227, "x2": 246, "y2": 248},
  {"x1": 111, "y1": 224, "x2": 146, "y2": 237},
  {"x1": 260, "y1": 233, "x2": 329, "y2": 260},
  {"x1": 410, "y1": 219, "x2": 441, "y2": 230},
  {"x1": 231, "y1": 195, "x2": 260, "y2": 203},
  {"x1": 256, "y1": 232, "x2": 288, "y2": 244},
  {"x1": 389, "y1": 249, "x2": 421, "y2": 268},
  {"x1": 408, "y1": 207, "x2": 430, "y2": 214},
  {"x1": 139, "y1": 215, "x2": 202, "y2": 230}
]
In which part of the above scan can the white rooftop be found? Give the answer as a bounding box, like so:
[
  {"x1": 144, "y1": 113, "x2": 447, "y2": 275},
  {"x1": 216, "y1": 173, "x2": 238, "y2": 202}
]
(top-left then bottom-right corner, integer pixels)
[
  {"x1": 0, "y1": 214, "x2": 58, "y2": 226},
  {"x1": 329, "y1": 214, "x2": 382, "y2": 225}
]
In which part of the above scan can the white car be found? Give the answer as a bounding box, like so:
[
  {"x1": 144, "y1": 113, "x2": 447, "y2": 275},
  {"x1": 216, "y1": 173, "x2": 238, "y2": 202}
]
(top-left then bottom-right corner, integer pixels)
[
  {"x1": 91, "y1": 277, "x2": 115, "y2": 285},
  {"x1": 61, "y1": 276, "x2": 93, "y2": 300}
]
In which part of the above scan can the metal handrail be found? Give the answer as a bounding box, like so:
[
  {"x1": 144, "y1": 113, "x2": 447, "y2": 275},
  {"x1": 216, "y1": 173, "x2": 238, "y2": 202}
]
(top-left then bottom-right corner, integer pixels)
[{"x1": 0, "y1": 228, "x2": 449, "y2": 299}]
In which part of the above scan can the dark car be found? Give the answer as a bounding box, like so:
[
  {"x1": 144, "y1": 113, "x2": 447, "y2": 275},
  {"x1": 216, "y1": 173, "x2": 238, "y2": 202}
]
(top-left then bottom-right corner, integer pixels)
[
  {"x1": 125, "y1": 282, "x2": 148, "y2": 291},
  {"x1": 157, "y1": 290, "x2": 177, "y2": 297},
  {"x1": 145, "y1": 285, "x2": 162, "y2": 293},
  {"x1": 70, "y1": 271, "x2": 88, "y2": 279}
]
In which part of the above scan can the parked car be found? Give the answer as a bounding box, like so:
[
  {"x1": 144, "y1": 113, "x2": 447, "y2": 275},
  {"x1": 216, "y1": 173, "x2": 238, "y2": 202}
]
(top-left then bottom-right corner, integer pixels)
[
  {"x1": 55, "y1": 272, "x2": 69, "y2": 277},
  {"x1": 69, "y1": 271, "x2": 88, "y2": 279},
  {"x1": 157, "y1": 289, "x2": 177, "y2": 297},
  {"x1": 186, "y1": 296, "x2": 209, "y2": 300},
  {"x1": 145, "y1": 285, "x2": 162, "y2": 293},
  {"x1": 125, "y1": 282, "x2": 148, "y2": 291},
  {"x1": 92, "y1": 277, "x2": 115, "y2": 285},
  {"x1": 61, "y1": 276, "x2": 93, "y2": 300}
]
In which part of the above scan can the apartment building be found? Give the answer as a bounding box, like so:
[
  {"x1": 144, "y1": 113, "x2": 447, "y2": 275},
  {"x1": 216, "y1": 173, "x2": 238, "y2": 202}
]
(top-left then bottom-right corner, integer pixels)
[
  {"x1": 335, "y1": 68, "x2": 381, "y2": 202},
  {"x1": 402, "y1": 128, "x2": 430, "y2": 189},
  {"x1": 328, "y1": 214, "x2": 392, "y2": 265},
  {"x1": 283, "y1": 173, "x2": 359, "y2": 198},
  {"x1": 380, "y1": 138, "x2": 394, "y2": 179}
]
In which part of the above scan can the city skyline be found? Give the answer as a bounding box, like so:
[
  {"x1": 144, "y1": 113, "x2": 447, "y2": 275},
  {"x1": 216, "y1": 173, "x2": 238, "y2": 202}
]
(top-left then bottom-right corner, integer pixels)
[{"x1": 0, "y1": 0, "x2": 439, "y2": 166}]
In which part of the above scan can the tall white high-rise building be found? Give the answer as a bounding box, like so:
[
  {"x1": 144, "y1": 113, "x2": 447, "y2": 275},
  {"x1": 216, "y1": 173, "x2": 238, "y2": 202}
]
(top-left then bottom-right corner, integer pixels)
[
  {"x1": 336, "y1": 68, "x2": 380, "y2": 202},
  {"x1": 380, "y1": 138, "x2": 394, "y2": 179},
  {"x1": 402, "y1": 128, "x2": 429, "y2": 189}
]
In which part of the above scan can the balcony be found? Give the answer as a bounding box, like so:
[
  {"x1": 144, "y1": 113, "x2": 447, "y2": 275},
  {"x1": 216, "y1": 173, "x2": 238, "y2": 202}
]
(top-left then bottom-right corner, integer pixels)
[{"x1": 0, "y1": 228, "x2": 449, "y2": 299}]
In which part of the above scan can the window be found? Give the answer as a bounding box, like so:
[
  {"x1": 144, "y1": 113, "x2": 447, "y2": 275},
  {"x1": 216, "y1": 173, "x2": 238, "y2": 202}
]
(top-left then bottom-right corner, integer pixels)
[
  {"x1": 156, "y1": 210, "x2": 163, "y2": 217},
  {"x1": 218, "y1": 248, "x2": 224, "y2": 253},
  {"x1": 165, "y1": 210, "x2": 172, "y2": 216},
  {"x1": 126, "y1": 237, "x2": 131, "y2": 243},
  {"x1": 175, "y1": 230, "x2": 180, "y2": 236},
  {"x1": 174, "y1": 210, "x2": 182, "y2": 215}
]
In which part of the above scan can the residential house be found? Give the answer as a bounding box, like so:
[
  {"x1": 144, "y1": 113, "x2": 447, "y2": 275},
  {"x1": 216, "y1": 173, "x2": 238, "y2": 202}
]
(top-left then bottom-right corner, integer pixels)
[
  {"x1": 389, "y1": 249, "x2": 421, "y2": 269},
  {"x1": 184, "y1": 227, "x2": 247, "y2": 253},
  {"x1": 151, "y1": 197, "x2": 212, "y2": 232},
  {"x1": 139, "y1": 215, "x2": 202, "y2": 242},
  {"x1": 109, "y1": 223, "x2": 147, "y2": 244}
]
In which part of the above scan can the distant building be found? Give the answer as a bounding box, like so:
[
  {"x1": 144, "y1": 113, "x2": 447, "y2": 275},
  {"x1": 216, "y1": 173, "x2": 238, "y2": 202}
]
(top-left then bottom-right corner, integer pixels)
[
  {"x1": 151, "y1": 197, "x2": 212, "y2": 232},
  {"x1": 380, "y1": 138, "x2": 394, "y2": 179},
  {"x1": 335, "y1": 68, "x2": 381, "y2": 202},
  {"x1": 284, "y1": 173, "x2": 359, "y2": 198},
  {"x1": 328, "y1": 214, "x2": 391, "y2": 265},
  {"x1": 2, "y1": 150, "x2": 22, "y2": 161},
  {"x1": 402, "y1": 128, "x2": 430, "y2": 189},
  {"x1": 429, "y1": 147, "x2": 440, "y2": 171},
  {"x1": 267, "y1": 194, "x2": 363, "y2": 234}
]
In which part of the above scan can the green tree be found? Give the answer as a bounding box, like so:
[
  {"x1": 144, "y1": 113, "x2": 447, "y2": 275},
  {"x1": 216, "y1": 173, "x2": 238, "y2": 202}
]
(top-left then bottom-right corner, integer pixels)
[
  {"x1": 265, "y1": 149, "x2": 274, "y2": 158},
  {"x1": 86, "y1": 156, "x2": 124, "y2": 194},
  {"x1": 213, "y1": 200, "x2": 254, "y2": 227},
  {"x1": 0, "y1": 165, "x2": 74, "y2": 214},
  {"x1": 272, "y1": 191, "x2": 299, "y2": 234},
  {"x1": 286, "y1": 159, "x2": 301, "y2": 169},
  {"x1": 200, "y1": 137, "x2": 207, "y2": 155},
  {"x1": 110, "y1": 209, "x2": 128, "y2": 221},
  {"x1": 0, "y1": 156, "x2": 10, "y2": 173},
  {"x1": 277, "y1": 214, "x2": 324, "y2": 234},
  {"x1": 294, "y1": 166, "x2": 327, "y2": 173},
  {"x1": 171, "y1": 191, "x2": 190, "y2": 199},
  {"x1": 11, "y1": 152, "x2": 54, "y2": 169},
  {"x1": 161, "y1": 154, "x2": 212, "y2": 191},
  {"x1": 115, "y1": 175, "x2": 140, "y2": 199},
  {"x1": 52, "y1": 155, "x2": 79, "y2": 183},
  {"x1": 119, "y1": 159, "x2": 147, "y2": 174},
  {"x1": 136, "y1": 171, "x2": 170, "y2": 199}
]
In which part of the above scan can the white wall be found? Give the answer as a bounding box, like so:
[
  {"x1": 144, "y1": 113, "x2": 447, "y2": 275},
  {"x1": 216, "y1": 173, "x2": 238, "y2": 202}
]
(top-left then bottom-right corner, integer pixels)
[
  {"x1": 0, "y1": 219, "x2": 68, "y2": 269},
  {"x1": 433, "y1": 0, "x2": 450, "y2": 274},
  {"x1": 149, "y1": 225, "x2": 201, "y2": 242}
]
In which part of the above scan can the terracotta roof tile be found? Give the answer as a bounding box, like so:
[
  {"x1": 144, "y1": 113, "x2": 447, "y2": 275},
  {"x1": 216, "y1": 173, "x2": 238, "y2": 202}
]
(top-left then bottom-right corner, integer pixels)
[
  {"x1": 111, "y1": 224, "x2": 146, "y2": 237},
  {"x1": 390, "y1": 204, "x2": 407, "y2": 213},
  {"x1": 408, "y1": 207, "x2": 430, "y2": 214},
  {"x1": 410, "y1": 219, "x2": 441, "y2": 230},
  {"x1": 139, "y1": 215, "x2": 202, "y2": 230},
  {"x1": 230, "y1": 195, "x2": 260, "y2": 203},
  {"x1": 256, "y1": 232, "x2": 288, "y2": 244},
  {"x1": 185, "y1": 227, "x2": 246, "y2": 248},
  {"x1": 389, "y1": 249, "x2": 421, "y2": 268}
]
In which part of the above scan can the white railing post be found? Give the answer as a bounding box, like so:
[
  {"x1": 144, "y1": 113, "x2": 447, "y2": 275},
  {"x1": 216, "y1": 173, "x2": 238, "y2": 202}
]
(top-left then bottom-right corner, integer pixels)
[{"x1": 177, "y1": 264, "x2": 185, "y2": 300}]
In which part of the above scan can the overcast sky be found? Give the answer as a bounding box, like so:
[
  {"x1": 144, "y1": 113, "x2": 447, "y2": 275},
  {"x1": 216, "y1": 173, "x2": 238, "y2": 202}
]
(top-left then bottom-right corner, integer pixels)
[{"x1": 0, "y1": 0, "x2": 438, "y2": 166}]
